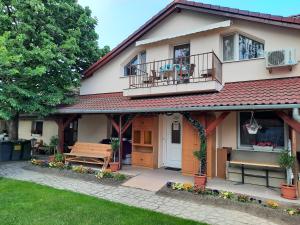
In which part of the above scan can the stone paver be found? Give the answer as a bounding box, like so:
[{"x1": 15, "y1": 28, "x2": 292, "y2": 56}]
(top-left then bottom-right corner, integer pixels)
[{"x1": 0, "y1": 162, "x2": 280, "y2": 225}]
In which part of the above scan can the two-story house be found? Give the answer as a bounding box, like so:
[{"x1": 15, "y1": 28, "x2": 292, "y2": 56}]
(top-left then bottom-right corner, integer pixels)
[{"x1": 19, "y1": 0, "x2": 300, "y2": 190}]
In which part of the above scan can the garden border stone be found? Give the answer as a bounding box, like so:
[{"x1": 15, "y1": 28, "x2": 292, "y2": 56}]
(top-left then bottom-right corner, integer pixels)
[
  {"x1": 23, "y1": 163, "x2": 130, "y2": 186},
  {"x1": 157, "y1": 185, "x2": 300, "y2": 225}
]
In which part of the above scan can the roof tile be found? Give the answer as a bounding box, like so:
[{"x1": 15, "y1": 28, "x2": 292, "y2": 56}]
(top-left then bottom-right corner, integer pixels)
[{"x1": 59, "y1": 77, "x2": 300, "y2": 113}]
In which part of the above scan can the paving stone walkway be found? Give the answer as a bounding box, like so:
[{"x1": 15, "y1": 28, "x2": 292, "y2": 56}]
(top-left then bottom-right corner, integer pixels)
[{"x1": 0, "y1": 162, "x2": 280, "y2": 225}]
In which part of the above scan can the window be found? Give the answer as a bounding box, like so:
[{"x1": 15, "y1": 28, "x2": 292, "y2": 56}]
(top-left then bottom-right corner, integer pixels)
[
  {"x1": 124, "y1": 51, "x2": 146, "y2": 76},
  {"x1": 239, "y1": 112, "x2": 285, "y2": 149},
  {"x1": 239, "y1": 35, "x2": 264, "y2": 60},
  {"x1": 174, "y1": 44, "x2": 190, "y2": 65},
  {"x1": 124, "y1": 56, "x2": 138, "y2": 76},
  {"x1": 32, "y1": 121, "x2": 43, "y2": 135},
  {"x1": 171, "y1": 121, "x2": 181, "y2": 144},
  {"x1": 223, "y1": 33, "x2": 264, "y2": 62},
  {"x1": 223, "y1": 35, "x2": 235, "y2": 61}
]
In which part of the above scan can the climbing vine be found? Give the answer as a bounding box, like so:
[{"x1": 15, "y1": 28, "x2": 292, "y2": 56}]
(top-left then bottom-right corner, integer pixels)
[{"x1": 182, "y1": 112, "x2": 207, "y2": 176}]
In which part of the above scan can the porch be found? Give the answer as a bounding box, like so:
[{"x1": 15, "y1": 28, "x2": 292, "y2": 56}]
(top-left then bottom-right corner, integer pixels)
[
  {"x1": 120, "y1": 165, "x2": 300, "y2": 205},
  {"x1": 57, "y1": 77, "x2": 300, "y2": 200}
]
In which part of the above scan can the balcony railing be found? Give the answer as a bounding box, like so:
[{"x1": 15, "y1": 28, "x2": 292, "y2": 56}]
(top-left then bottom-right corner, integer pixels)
[{"x1": 127, "y1": 52, "x2": 222, "y2": 89}]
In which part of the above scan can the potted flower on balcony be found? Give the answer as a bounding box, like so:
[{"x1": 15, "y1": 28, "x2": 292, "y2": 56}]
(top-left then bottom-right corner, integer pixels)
[
  {"x1": 279, "y1": 150, "x2": 297, "y2": 200},
  {"x1": 193, "y1": 140, "x2": 207, "y2": 189},
  {"x1": 110, "y1": 138, "x2": 120, "y2": 172}
]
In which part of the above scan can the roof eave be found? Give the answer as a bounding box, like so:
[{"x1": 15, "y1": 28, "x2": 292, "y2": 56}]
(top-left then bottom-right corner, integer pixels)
[{"x1": 57, "y1": 104, "x2": 300, "y2": 114}]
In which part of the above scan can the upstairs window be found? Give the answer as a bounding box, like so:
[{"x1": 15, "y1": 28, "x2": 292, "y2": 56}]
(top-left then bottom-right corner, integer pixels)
[
  {"x1": 124, "y1": 51, "x2": 146, "y2": 76},
  {"x1": 174, "y1": 44, "x2": 190, "y2": 65},
  {"x1": 223, "y1": 33, "x2": 264, "y2": 62}
]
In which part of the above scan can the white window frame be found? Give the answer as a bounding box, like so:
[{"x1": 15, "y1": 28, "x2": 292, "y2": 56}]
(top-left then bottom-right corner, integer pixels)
[
  {"x1": 123, "y1": 51, "x2": 146, "y2": 76},
  {"x1": 222, "y1": 32, "x2": 265, "y2": 62},
  {"x1": 237, "y1": 111, "x2": 288, "y2": 151}
]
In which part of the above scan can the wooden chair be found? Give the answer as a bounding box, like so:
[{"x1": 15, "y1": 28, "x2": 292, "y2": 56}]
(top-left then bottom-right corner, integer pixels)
[{"x1": 64, "y1": 142, "x2": 112, "y2": 170}]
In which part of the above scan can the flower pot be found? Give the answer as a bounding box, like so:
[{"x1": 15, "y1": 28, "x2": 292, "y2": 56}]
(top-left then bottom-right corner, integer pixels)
[
  {"x1": 109, "y1": 162, "x2": 119, "y2": 172},
  {"x1": 194, "y1": 174, "x2": 207, "y2": 189},
  {"x1": 281, "y1": 184, "x2": 297, "y2": 200},
  {"x1": 48, "y1": 155, "x2": 55, "y2": 162}
]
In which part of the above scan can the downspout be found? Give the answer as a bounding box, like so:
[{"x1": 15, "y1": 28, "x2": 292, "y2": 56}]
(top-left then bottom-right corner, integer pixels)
[{"x1": 292, "y1": 108, "x2": 300, "y2": 122}]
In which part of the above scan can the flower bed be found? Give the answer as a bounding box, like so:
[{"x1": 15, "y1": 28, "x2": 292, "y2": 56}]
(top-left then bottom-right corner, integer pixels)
[
  {"x1": 157, "y1": 182, "x2": 300, "y2": 225},
  {"x1": 27, "y1": 159, "x2": 129, "y2": 186}
]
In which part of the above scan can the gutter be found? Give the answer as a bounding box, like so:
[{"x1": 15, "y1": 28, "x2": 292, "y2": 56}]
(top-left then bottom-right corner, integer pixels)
[
  {"x1": 292, "y1": 108, "x2": 300, "y2": 122},
  {"x1": 57, "y1": 104, "x2": 300, "y2": 114}
]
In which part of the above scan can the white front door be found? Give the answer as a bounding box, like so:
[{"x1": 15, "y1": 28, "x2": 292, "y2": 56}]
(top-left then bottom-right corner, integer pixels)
[{"x1": 164, "y1": 114, "x2": 182, "y2": 168}]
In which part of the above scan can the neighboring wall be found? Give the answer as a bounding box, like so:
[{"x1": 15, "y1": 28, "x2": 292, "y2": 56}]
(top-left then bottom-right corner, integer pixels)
[
  {"x1": 77, "y1": 114, "x2": 108, "y2": 143},
  {"x1": 18, "y1": 120, "x2": 58, "y2": 145}
]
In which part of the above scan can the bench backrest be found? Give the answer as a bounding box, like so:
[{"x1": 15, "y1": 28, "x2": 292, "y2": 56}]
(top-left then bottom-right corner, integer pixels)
[{"x1": 70, "y1": 142, "x2": 112, "y2": 157}]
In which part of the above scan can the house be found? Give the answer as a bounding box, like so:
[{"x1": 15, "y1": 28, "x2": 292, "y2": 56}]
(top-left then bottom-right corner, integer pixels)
[{"x1": 19, "y1": 0, "x2": 300, "y2": 189}]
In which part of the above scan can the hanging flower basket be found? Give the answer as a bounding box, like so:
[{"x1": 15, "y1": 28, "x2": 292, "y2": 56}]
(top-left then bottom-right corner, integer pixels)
[{"x1": 244, "y1": 112, "x2": 261, "y2": 134}]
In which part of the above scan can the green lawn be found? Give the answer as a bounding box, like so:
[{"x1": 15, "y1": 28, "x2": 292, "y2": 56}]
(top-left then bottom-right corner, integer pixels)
[{"x1": 0, "y1": 178, "x2": 207, "y2": 225}]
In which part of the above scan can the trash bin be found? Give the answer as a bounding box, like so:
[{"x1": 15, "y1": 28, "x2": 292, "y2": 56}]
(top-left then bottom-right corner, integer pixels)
[
  {"x1": 0, "y1": 141, "x2": 13, "y2": 161},
  {"x1": 11, "y1": 142, "x2": 22, "y2": 160},
  {"x1": 21, "y1": 140, "x2": 32, "y2": 160}
]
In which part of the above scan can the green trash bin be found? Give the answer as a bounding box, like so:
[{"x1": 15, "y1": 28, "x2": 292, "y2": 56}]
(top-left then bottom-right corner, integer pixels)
[
  {"x1": 21, "y1": 140, "x2": 32, "y2": 160},
  {"x1": 11, "y1": 142, "x2": 22, "y2": 161},
  {"x1": 0, "y1": 141, "x2": 13, "y2": 161}
]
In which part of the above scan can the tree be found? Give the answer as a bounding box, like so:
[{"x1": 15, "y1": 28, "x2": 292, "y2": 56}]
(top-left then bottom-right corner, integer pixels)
[{"x1": 0, "y1": 0, "x2": 109, "y2": 140}]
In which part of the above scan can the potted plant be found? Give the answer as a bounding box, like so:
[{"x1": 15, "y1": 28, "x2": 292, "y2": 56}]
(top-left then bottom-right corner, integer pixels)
[
  {"x1": 278, "y1": 150, "x2": 297, "y2": 200},
  {"x1": 110, "y1": 138, "x2": 120, "y2": 172},
  {"x1": 48, "y1": 136, "x2": 59, "y2": 162},
  {"x1": 193, "y1": 139, "x2": 207, "y2": 189}
]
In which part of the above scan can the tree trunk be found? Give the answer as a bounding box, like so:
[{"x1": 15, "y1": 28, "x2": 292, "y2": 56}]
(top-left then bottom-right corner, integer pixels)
[{"x1": 6, "y1": 114, "x2": 19, "y2": 141}]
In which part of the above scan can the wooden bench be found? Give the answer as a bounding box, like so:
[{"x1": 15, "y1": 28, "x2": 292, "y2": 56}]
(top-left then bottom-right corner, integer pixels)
[
  {"x1": 229, "y1": 160, "x2": 281, "y2": 187},
  {"x1": 64, "y1": 142, "x2": 112, "y2": 170}
]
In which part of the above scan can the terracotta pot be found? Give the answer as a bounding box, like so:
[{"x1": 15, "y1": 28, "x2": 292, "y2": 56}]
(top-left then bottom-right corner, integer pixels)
[
  {"x1": 281, "y1": 184, "x2": 297, "y2": 200},
  {"x1": 194, "y1": 174, "x2": 207, "y2": 189},
  {"x1": 109, "y1": 162, "x2": 119, "y2": 172}
]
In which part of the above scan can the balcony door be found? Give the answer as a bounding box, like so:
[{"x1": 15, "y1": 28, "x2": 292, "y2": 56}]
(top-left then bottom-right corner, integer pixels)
[
  {"x1": 174, "y1": 44, "x2": 190, "y2": 65},
  {"x1": 164, "y1": 113, "x2": 182, "y2": 168}
]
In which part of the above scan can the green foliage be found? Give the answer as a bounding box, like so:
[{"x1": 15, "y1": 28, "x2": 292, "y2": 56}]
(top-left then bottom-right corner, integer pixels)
[
  {"x1": 279, "y1": 150, "x2": 295, "y2": 170},
  {"x1": 110, "y1": 138, "x2": 119, "y2": 162},
  {"x1": 0, "y1": 0, "x2": 110, "y2": 121},
  {"x1": 183, "y1": 112, "x2": 207, "y2": 176},
  {"x1": 110, "y1": 139, "x2": 120, "y2": 153},
  {"x1": 54, "y1": 152, "x2": 64, "y2": 163}
]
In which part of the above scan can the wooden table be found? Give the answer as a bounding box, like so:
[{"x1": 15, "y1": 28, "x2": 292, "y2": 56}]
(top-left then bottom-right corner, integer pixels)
[{"x1": 230, "y1": 160, "x2": 281, "y2": 187}]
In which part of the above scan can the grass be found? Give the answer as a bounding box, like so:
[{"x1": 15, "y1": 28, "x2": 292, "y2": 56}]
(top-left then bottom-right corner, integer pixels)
[{"x1": 0, "y1": 178, "x2": 207, "y2": 225}]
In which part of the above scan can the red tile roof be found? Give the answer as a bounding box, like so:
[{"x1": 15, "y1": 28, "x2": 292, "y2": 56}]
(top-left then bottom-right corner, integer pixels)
[
  {"x1": 58, "y1": 77, "x2": 300, "y2": 113},
  {"x1": 84, "y1": 0, "x2": 300, "y2": 78}
]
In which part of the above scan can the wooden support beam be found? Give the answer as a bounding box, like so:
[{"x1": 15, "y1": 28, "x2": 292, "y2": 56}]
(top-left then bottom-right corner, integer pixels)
[
  {"x1": 291, "y1": 129, "x2": 299, "y2": 194},
  {"x1": 205, "y1": 112, "x2": 230, "y2": 136},
  {"x1": 121, "y1": 115, "x2": 136, "y2": 135},
  {"x1": 276, "y1": 111, "x2": 300, "y2": 133},
  {"x1": 107, "y1": 115, "x2": 120, "y2": 134},
  {"x1": 118, "y1": 115, "x2": 123, "y2": 169}
]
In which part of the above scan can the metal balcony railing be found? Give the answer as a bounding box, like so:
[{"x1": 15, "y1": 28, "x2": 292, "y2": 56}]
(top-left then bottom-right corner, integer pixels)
[{"x1": 127, "y1": 51, "x2": 222, "y2": 89}]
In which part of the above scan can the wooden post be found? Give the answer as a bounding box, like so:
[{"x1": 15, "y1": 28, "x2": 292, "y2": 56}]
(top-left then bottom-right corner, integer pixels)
[
  {"x1": 118, "y1": 115, "x2": 123, "y2": 169},
  {"x1": 291, "y1": 129, "x2": 299, "y2": 195},
  {"x1": 56, "y1": 118, "x2": 65, "y2": 153}
]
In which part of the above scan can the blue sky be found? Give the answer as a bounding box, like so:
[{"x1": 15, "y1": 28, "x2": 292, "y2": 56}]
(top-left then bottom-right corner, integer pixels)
[{"x1": 78, "y1": 0, "x2": 300, "y2": 49}]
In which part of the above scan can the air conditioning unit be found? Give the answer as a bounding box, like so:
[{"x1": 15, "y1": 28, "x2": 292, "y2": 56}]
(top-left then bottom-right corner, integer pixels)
[{"x1": 266, "y1": 48, "x2": 297, "y2": 69}]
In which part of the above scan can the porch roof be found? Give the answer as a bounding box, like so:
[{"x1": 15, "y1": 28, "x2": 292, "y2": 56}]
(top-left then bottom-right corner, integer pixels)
[{"x1": 58, "y1": 77, "x2": 300, "y2": 114}]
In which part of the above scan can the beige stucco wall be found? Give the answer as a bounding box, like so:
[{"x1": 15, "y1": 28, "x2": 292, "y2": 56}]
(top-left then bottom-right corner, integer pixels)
[
  {"x1": 77, "y1": 114, "x2": 108, "y2": 143},
  {"x1": 80, "y1": 9, "x2": 300, "y2": 95},
  {"x1": 18, "y1": 120, "x2": 58, "y2": 145},
  {"x1": 218, "y1": 112, "x2": 237, "y2": 149}
]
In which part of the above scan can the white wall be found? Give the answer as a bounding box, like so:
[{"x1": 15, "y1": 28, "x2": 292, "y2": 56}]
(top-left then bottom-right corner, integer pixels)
[
  {"x1": 80, "y1": 9, "x2": 300, "y2": 95},
  {"x1": 77, "y1": 114, "x2": 108, "y2": 143},
  {"x1": 18, "y1": 120, "x2": 58, "y2": 145}
]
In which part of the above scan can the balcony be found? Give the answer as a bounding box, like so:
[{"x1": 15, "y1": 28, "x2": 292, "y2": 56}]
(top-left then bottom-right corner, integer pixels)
[{"x1": 123, "y1": 52, "x2": 223, "y2": 97}]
